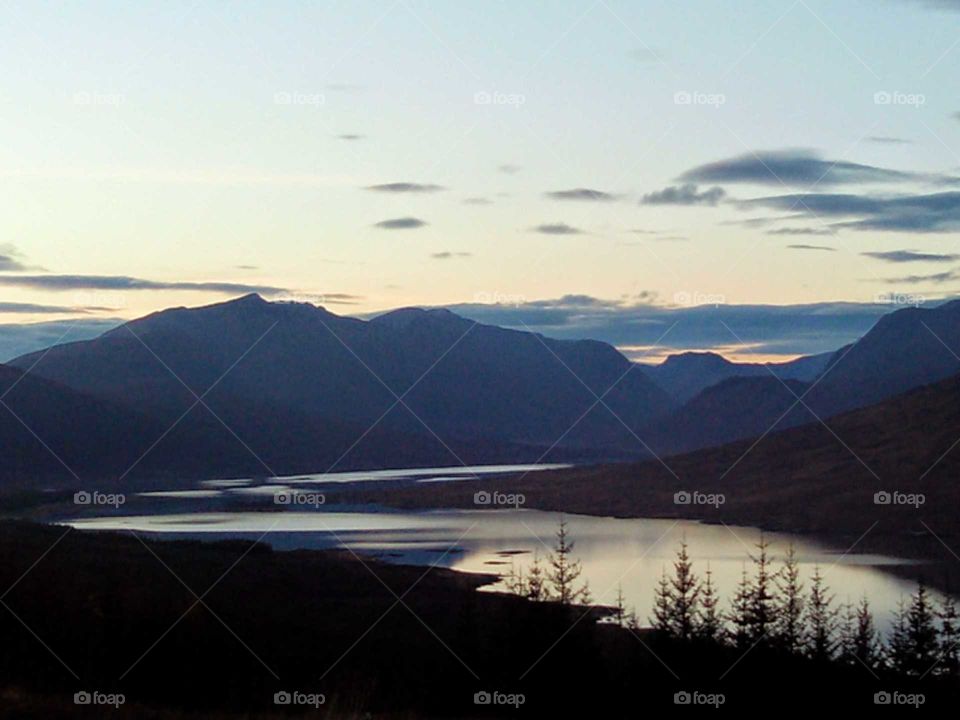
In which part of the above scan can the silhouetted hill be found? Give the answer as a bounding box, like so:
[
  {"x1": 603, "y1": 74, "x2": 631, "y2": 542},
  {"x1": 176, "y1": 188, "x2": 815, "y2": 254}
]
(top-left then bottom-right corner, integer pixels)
[
  {"x1": 807, "y1": 299, "x2": 960, "y2": 416},
  {"x1": 643, "y1": 350, "x2": 832, "y2": 403},
  {"x1": 8, "y1": 295, "x2": 675, "y2": 481}
]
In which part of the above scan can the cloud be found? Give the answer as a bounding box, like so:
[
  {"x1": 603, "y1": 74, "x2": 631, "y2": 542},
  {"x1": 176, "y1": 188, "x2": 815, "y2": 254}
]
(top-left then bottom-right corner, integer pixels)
[
  {"x1": 365, "y1": 182, "x2": 444, "y2": 193},
  {"x1": 0, "y1": 274, "x2": 288, "y2": 294},
  {"x1": 861, "y1": 249, "x2": 960, "y2": 263},
  {"x1": 531, "y1": 222, "x2": 584, "y2": 235},
  {"x1": 641, "y1": 184, "x2": 726, "y2": 206},
  {"x1": 787, "y1": 244, "x2": 837, "y2": 252},
  {"x1": 374, "y1": 217, "x2": 428, "y2": 230},
  {"x1": 336, "y1": 133, "x2": 364, "y2": 141},
  {"x1": 0, "y1": 244, "x2": 36, "y2": 272},
  {"x1": 462, "y1": 197, "x2": 493, "y2": 205},
  {"x1": 235, "y1": 264, "x2": 259, "y2": 270},
  {"x1": 431, "y1": 251, "x2": 472, "y2": 260},
  {"x1": 680, "y1": 149, "x2": 913, "y2": 186},
  {"x1": 0, "y1": 319, "x2": 122, "y2": 362},
  {"x1": 871, "y1": 269, "x2": 959, "y2": 284},
  {"x1": 766, "y1": 227, "x2": 836, "y2": 236},
  {"x1": 738, "y1": 190, "x2": 960, "y2": 233},
  {"x1": 0, "y1": 301, "x2": 104, "y2": 314},
  {"x1": 866, "y1": 136, "x2": 912, "y2": 145},
  {"x1": 442, "y1": 295, "x2": 905, "y2": 357},
  {"x1": 498, "y1": 164, "x2": 521, "y2": 174},
  {"x1": 545, "y1": 188, "x2": 617, "y2": 202}
]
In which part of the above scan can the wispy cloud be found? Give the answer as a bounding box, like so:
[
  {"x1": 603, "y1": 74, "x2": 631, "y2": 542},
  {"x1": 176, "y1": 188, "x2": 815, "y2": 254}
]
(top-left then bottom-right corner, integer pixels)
[
  {"x1": 866, "y1": 136, "x2": 912, "y2": 145},
  {"x1": 0, "y1": 274, "x2": 288, "y2": 294},
  {"x1": 680, "y1": 149, "x2": 914, "y2": 186},
  {"x1": 641, "y1": 184, "x2": 726, "y2": 206},
  {"x1": 739, "y1": 190, "x2": 960, "y2": 233},
  {"x1": 374, "y1": 217, "x2": 428, "y2": 230},
  {"x1": 336, "y1": 133, "x2": 365, "y2": 141},
  {"x1": 0, "y1": 301, "x2": 105, "y2": 314},
  {"x1": 365, "y1": 182, "x2": 444, "y2": 193},
  {"x1": 871, "y1": 269, "x2": 959, "y2": 284},
  {"x1": 498, "y1": 164, "x2": 521, "y2": 174},
  {"x1": 861, "y1": 249, "x2": 960, "y2": 263},
  {"x1": 787, "y1": 244, "x2": 837, "y2": 252},
  {"x1": 531, "y1": 222, "x2": 584, "y2": 235},
  {"x1": 430, "y1": 251, "x2": 472, "y2": 259},
  {"x1": 462, "y1": 196, "x2": 493, "y2": 205},
  {"x1": 545, "y1": 188, "x2": 617, "y2": 202},
  {"x1": 766, "y1": 227, "x2": 836, "y2": 236}
]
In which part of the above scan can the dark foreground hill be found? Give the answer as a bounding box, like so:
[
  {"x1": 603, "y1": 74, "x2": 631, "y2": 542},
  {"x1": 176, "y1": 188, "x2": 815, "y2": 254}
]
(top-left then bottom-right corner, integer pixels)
[{"x1": 0, "y1": 520, "x2": 952, "y2": 717}]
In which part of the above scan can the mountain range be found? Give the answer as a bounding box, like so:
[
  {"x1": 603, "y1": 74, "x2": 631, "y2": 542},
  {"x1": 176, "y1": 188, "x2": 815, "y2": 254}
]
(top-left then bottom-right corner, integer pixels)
[{"x1": 1, "y1": 295, "x2": 958, "y2": 489}]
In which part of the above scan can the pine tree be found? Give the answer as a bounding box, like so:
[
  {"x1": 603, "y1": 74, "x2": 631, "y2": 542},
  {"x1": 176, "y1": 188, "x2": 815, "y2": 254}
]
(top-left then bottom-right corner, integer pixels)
[
  {"x1": 747, "y1": 536, "x2": 777, "y2": 644},
  {"x1": 651, "y1": 567, "x2": 673, "y2": 634},
  {"x1": 847, "y1": 595, "x2": 881, "y2": 672},
  {"x1": 546, "y1": 518, "x2": 589, "y2": 605},
  {"x1": 697, "y1": 565, "x2": 723, "y2": 643},
  {"x1": 667, "y1": 541, "x2": 701, "y2": 641},
  {"x1": 886, "y1": 597, "x2": 912, "y2": 675},
  {"x1": 614, "y1": 583, "x2": 627, "y2": 627},
  {"x1": 805, "y1": 565, "x2": 837, "y2": 662},
  {"x1": 773, "y1": 544, "x2": 804, "y2": 654},
  {"x1": 526, "y1": 552, "x2": 548, "y2": 601},
  {"x1": 728, "y1": 565, "x2": 754, "y2": 650},
  {"x1": 938, "y1": 593, "x2": 960, "y2": 678},
  {"x1": 904, "y1": 581, "x2": 939, "y2": 675}
]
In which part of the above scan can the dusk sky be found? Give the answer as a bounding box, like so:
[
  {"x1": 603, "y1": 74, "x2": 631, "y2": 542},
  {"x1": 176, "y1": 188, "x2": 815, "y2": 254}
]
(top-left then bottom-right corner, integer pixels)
[{"x1": 2, "y1": 0, "x2": 959, "y2": 360}]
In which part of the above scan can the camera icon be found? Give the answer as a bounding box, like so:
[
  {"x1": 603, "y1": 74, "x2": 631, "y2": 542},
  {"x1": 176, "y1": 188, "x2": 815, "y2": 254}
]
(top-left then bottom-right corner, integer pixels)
[
  {"x1": 674, "y1": 91, "x2": 692, "y2": 105},
  {"x1": 874, "y1": 691, "x2": 892, "y2": 705},
  {"x1": 474, "y1": 691, "x2": 491, "y2": 705},
  {"x1": 474, "y1": 91, "x2": 492, "y2": 105},
  {"x1": 274, "y1": 491, "x2": 291, "y2": 505},
  {"x1": 74, "y1": 491, "x2": 92, "y2": 505},
  {"x1": 674, "y1": 491, "x2": 691, "y2": 505},
  {"x1": 474, "y1": 490, "x2": 491, "y2": 505},
  {"x1": 674, "y1": 691, "x2": 692, "y2": 705},
  {"x1": 74, "y1": 691, "x2": 91, "y2": 705},
  {"x1": 874, "y1": 491, "x2": 891, "y2": 505},
  {"x1": 274, "y1": 91, "x2": 292, "y2": 105},
  {"x1": 274, "y1": 691, "x2": 292, "y2": 705},
  {"x1": 874, "y1": 91, "x2": 891, "y2": 105}
]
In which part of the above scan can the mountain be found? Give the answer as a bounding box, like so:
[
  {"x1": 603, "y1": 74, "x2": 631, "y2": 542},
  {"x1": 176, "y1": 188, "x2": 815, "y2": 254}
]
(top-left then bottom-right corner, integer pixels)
[
  {"x1": 643, "y1": 350, "x2": 833, "y2": 404},
  {"x1": 807, "y1": 299, "x2": 960, "y2": 416},
  {"x1": 646, "y1": 376, "x2": 819, "y2": 455},
  {"x1": 381, "y1": 369, "x2": 960, "y2": 540},
  {"x1": 8, "y1": 295, "x2": 675, "y2": 482}
]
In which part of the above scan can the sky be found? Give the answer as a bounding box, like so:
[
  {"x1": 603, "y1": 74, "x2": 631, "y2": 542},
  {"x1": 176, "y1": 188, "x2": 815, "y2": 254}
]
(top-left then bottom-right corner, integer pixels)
[{"x1": 1, "y1": 0, "x2": 959, "y2": 361}]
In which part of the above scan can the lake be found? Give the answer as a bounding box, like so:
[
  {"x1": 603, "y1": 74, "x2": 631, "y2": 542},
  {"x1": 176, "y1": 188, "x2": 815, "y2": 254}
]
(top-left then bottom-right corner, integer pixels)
[{"x1": 60, "y1": 462, "x2": 938, "y2": 635}]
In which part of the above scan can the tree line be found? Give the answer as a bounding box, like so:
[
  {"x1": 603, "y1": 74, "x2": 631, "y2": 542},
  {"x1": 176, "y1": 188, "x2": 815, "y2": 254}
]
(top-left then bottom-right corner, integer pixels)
[{"x1": 507, "y1": 523, "x2": 960, "y2": 680}]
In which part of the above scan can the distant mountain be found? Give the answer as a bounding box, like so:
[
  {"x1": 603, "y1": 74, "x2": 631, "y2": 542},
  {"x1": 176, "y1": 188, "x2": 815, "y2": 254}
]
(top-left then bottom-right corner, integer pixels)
[
  {"x1": 643, "y1": 350, "x2": 832, "y2": 403},
  {"x1": 647, "y1": 376, "x2": 818, "y2": 455},
  {"x1": 8, "y1": 295, "x2": 675, "y2": 483},
  {"x1": 807, "y1": 299, "x2": 960, "y2": 416}
]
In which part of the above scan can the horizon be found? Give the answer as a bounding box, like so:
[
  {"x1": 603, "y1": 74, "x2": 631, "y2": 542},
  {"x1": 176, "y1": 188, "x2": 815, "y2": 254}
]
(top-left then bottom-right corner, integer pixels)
[{"x1": 2, "y1": 0, "x2": 960, "y2": 364}]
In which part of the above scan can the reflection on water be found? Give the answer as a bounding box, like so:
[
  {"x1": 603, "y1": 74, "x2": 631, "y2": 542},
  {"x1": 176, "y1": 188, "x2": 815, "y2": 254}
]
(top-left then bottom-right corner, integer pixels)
[{"x1": 64, "y1": 507, "x2": 933, "y2": 633}]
